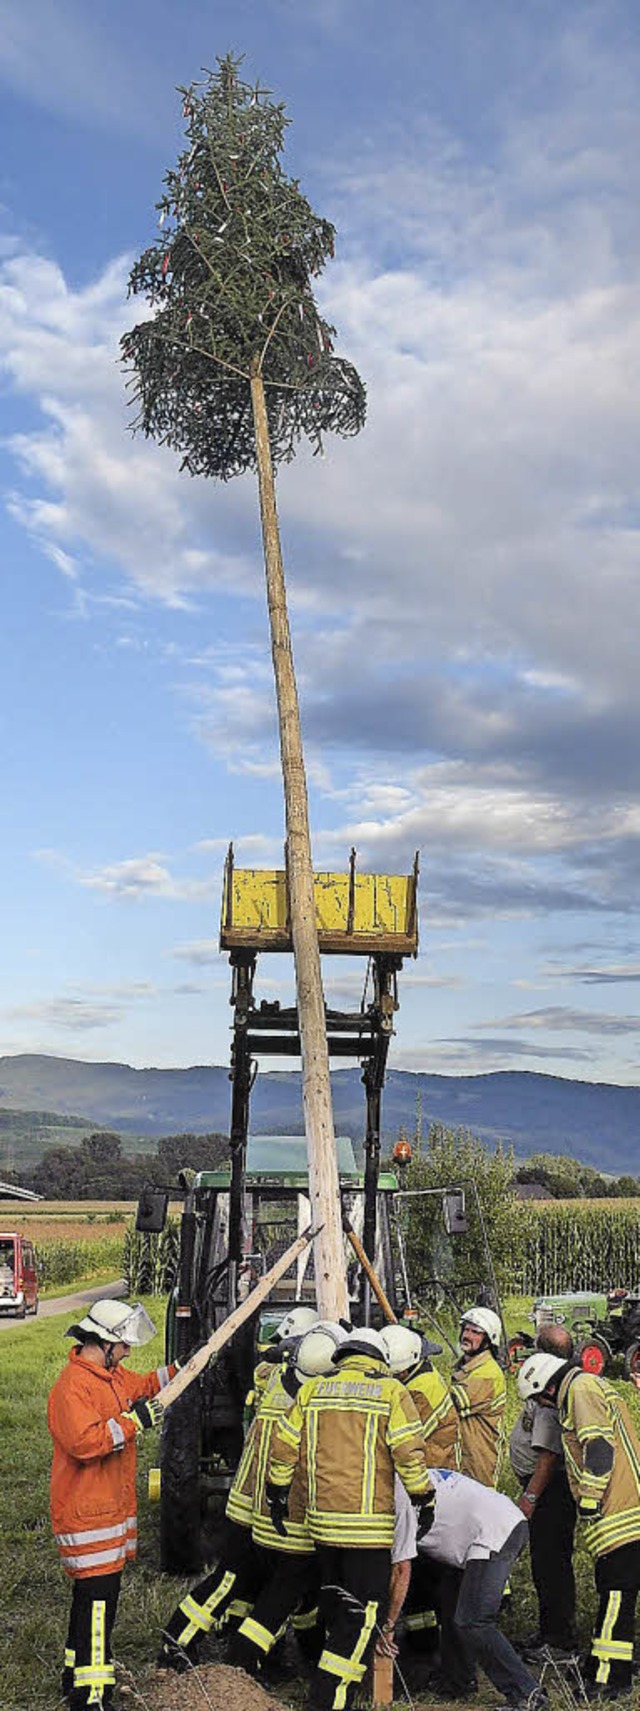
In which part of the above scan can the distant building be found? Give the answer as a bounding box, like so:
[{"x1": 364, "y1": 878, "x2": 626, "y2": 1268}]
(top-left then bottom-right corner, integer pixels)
[
  {"x1": 513, "y1": 1181, "x2": 552, "y2": 1201},
  {"x1": 0, "y1": 1180, "x2": 41, "y2": 1202}
]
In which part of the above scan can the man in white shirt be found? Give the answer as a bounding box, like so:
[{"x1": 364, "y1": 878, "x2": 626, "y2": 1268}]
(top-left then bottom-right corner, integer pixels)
[{"x1": 416, "y1": 1469, "x2": 545, "y2": 1708}]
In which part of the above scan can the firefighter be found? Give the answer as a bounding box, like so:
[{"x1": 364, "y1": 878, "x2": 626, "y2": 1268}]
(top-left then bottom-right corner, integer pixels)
[
  {"x1": 380, "y1": 1324, "x2": 459, "y2": 1467},
  {"x1": 158, "y1": 1303, "x2": 318, "y2": 1671},
  {"x1": 509, "y1": 1325, "x2": 577, "y2": 1655},
  {"x1": 519, "y1": 1351, "x2": 640, "y2": 1697},
  {"x1": 266, "y1": 1324, "x2": 435, "y2": 1710},
  {"x1": 48, "y1": 1299, "x2": 173, "y2": 1711},
  {"x1": 450, "y1": 1307, "x2": 506, "y2": 1486},
  {"x1": 229, "y1": 1323, "x2": 348, "y2": 1677},
  {"x1": 380, "y1": 1322, "x2": 459, "y2": 1655}
]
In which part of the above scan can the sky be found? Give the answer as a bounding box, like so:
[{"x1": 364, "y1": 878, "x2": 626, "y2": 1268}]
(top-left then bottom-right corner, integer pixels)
[{"x1": 0, "y1": 0, "x2": 639, "y2": 1087}]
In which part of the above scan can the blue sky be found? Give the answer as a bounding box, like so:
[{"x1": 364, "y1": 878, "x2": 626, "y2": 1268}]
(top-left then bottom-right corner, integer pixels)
[{"x1": 1, "y1": 0, "x2": 639, "y2": 1086}]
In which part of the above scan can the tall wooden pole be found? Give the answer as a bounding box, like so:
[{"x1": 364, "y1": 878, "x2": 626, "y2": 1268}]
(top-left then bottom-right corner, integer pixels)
[{"x1": 250, "y1": 368, "x2": 348, "y2": 1322}]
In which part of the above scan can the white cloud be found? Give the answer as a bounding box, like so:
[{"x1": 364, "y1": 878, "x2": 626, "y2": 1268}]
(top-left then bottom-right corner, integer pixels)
[
  {"x1": 0, "y1": 252, "x2": 259, "y2": 606},
  {"x1": 81, "y1": 854, "x2": 213, "y2": 903},
  {"x1": 35, "y1": 846, "x2": 214, "y2": 904}
]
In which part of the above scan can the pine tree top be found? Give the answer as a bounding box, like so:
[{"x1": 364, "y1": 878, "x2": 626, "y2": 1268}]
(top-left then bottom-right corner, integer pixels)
[{"x1": 121, "y1": 53, "x2": 366, "y2": 478}]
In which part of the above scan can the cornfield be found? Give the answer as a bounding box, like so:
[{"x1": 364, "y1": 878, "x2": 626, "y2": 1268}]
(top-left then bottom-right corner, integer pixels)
[
  {"x1": 520, "y1": 1200, "x2": 640, "y2": 1295},
  {"x1": 36, "y1": 1236, "x2": 124, "y2": 1286},
  {"x1": 123, "y1": 1217, "x2": 180, "y2": 1295}
]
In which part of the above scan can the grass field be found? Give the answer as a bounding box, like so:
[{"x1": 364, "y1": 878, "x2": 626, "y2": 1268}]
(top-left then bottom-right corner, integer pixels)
[{"x1": 3, "y1": 1294, "x2": 640, "y2": 1710}]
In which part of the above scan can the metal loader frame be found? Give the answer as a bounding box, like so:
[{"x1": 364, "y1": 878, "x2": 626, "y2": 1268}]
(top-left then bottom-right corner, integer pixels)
[{"x1": 222, "y1": 845, "x2": 419, "y2": 1297}]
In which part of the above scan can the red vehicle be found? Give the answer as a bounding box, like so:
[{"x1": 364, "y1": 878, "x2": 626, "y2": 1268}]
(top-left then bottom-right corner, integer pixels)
[{"x1": 0, "y1": 1232, "x2": 39, "y2": 1317}]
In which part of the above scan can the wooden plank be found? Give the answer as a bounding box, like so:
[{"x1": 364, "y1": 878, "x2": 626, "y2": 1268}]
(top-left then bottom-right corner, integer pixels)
[
  {"x1": 156, "y1": 1224, "x2": 317, "y2": 1412},
  {"x1": 372, "y1": 1651, "x2": 394, "y2": 1707}
]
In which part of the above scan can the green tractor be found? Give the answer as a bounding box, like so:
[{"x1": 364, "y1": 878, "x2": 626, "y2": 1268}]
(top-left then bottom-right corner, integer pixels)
[
  {"x1": 507, "y1": 1288, "x2": 640, "y2": 1381},
  {"x1": 137, "y1": 1136, "x2": 406, "y2": 1571}
]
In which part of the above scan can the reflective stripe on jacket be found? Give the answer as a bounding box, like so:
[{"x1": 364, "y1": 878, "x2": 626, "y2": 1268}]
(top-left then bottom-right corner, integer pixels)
[
  {"x1": 226, "y1": 1358, "x2": 273, "y2": 1528},
  {"x1": 268, "y1": 1352, "x2": 433, "y2": 1548},
  {"x1": 408, "y1": 1367, "x2": 460, "y2": 1469},
  {"x1": 450, "y1": 1349, "x2": 506, "y2": 1486},
  {"x1": 251, "y1": 1366, "x2": 313, "y2": 1554},
  {"x1": 48, "y1": 1346, "x2": 173, "y2": 1579},
  {"x1": 558, "y1": 1368, "x2": 640, "y2": 1558}
]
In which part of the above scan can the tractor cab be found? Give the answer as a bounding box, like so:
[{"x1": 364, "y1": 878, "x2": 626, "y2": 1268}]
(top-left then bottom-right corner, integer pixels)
[{"x1": 144, "y1": 1135, "x2": 402, "y2": 1572}]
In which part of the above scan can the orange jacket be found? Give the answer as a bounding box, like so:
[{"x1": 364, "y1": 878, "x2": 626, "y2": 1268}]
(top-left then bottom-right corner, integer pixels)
[{"x1": 48, "y1": 1346, "x2": 174, "y2": 1579}]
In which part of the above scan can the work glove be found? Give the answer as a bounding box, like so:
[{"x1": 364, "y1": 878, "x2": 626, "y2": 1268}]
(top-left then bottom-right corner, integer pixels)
[
  {"x1": 265, "y1": 1481, "x2": 290, "y2": 1537},
  {"x1": 124, "y1": 1395, "x2": 164, "y2": 1433},
  {"x1": 413, "y1": 1493, "x2": 436, "y2": 1540}
]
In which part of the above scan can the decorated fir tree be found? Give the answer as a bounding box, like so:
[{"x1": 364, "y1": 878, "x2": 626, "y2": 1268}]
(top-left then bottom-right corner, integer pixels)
[{"x1": 121, "y1": 55, "x2": 366, "y2": 1319}]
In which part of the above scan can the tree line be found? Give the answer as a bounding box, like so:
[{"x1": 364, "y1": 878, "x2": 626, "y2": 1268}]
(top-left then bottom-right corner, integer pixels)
[
  {"x1": 513, "y1": 1151, "x2": 640, "y2": 1199},
  {"x1": 9, "y1": 1130, "x2": 229, "y2": 1200}
]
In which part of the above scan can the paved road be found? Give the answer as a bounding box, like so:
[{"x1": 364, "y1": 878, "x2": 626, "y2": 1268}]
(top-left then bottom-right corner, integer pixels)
[{"x1": 0, "y1": 1277, "x2": 126, "y2": 1330}]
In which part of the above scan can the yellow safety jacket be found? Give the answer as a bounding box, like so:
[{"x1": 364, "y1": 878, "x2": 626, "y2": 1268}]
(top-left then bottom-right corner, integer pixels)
[
  {"x1": 450, "y1": 1348, "x2": 506, "y2": 1486},
  {"x1": 225, "y1": 1358, "x2": 272, "y2": 1529},
  {"x1": 251, "y1": 1365, "x2": 313, "y2": 1555},
  {"x1": 408, "y1": 1365, "x2": 460, "y2": 1469},
  {"x1": 268, "y1": 1352, "x2": 433, "y2": 1548},
  {"x1": 558, "y1": 1368, "x2": 640, "y2": 1558}
]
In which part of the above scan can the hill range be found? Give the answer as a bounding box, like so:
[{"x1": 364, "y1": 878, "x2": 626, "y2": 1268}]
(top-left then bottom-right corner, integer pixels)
[{"x1": 0, "y1": 1054, "x2": 638, "y2": 1174}]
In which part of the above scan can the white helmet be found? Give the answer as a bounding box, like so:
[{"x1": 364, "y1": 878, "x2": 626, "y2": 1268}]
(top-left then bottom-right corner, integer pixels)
[
  {"x1": 333, "y1": 1325, "x2": 389, "y2": 1365},
  {"x1": 517, "y1": 1352, "x2": 567, "y2": 1401},
  {"x1": 460, "y1": 1307, "x2": 502, "y2": 1351},
  {"x1": 274, "y1": 1305, "x2": 320, "y2": 1342},
  {"x1": 380, "y1": 1324, "x2": 443, "y2": 1375},
  {"x1": 66, "y1": 1299, "x2": 156, "y2": 1348},
  {"x1": 295, "y1": 1322, "x2": 347, "y2": 1379},
  {"x1": 381, "y1": 1325, "x2": 422, "y2": 1375}
]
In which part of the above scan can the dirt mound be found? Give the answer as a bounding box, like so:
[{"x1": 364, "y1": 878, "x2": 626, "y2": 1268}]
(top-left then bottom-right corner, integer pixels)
[{"x1": 137, "y1": 1660, "x2": 296, "y2": 1711}]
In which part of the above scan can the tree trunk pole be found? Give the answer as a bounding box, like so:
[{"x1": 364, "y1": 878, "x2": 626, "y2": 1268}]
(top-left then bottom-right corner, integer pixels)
[{"x1": 250, "y1": 369, "x2": 348, "y2": 1322}]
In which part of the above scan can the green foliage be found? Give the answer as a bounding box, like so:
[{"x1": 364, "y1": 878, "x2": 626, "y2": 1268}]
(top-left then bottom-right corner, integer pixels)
[
  {"x1": 123, "y1": 1217, "x2": 180, "y2": 1296},
  {"x1": 395, "y1": 1125, "x2": 640, "y2": 1303},
  {"x1": 521, "y1": 1201, "x2": 640, "y2": 1294},
  {"x1": 31, "y1": 1132, "x2": 144, "y2": 1200},
  {"x1": 399, "y1": 1121, "x2": 529, "y2": 1305},
  {"x1": 515, "y1": 1151, "x2": 635, "y2": 1199},
  {"x1": 121, "y1": 52, "x2": 365, "y2": 476},
  {"x1": 27, "y1": 1129, "x2": 229, "y2": 1200},
  {"x1": 35, "y1": 1236, "x2": 123, "y2": 1286},
  {"x1": 151, "y1": 1130, "x2": 228, "y2": 1181}
]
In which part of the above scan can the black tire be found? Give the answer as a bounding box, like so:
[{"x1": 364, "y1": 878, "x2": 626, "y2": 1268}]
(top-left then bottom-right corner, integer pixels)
[
  {"x1": 160, "y1": 1382, "x2": 202, "y2": 1574},
  {"x1": 16, "y1": 1301, "x2": 26, "y2": 1320},
  {"x1": 624, "y1": 1341, "x2": 640, "y2": 1380}
]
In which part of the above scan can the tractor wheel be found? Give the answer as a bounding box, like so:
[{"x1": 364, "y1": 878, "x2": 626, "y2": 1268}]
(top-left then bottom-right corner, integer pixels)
[
  {"x1": 160, "y1": 1382, "x2": 202, "y2": 1574},
  {"x1": 624, "y1": 1342, "x2": 640, "y2": 1381},
  {"x1": 507, "y1": 1334, "x2": 533, "y2": 1373},
  {"x1": 580, "y1": 1335, "x2": 610, "y2": 1377}
]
